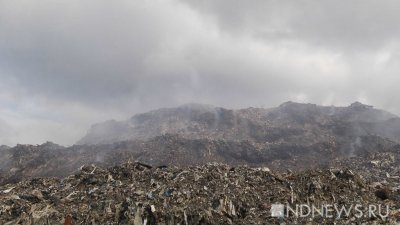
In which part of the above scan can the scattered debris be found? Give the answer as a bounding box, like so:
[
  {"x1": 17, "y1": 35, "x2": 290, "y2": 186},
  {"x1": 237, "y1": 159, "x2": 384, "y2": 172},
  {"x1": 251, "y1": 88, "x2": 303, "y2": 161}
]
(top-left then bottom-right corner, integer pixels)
[{"x1": 0, "y1": 162, "x2": 399, "y2": 224}]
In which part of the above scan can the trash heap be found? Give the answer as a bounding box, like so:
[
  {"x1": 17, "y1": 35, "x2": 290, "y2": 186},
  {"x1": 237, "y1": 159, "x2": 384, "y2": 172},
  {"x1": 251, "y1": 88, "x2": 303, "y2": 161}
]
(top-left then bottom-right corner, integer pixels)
[
  {"x1": 1, "y1": 162, "x2": 399, "y2": 224},
  {"x1": 332, "y1": 147, "x2": 400, "y2": 193}
]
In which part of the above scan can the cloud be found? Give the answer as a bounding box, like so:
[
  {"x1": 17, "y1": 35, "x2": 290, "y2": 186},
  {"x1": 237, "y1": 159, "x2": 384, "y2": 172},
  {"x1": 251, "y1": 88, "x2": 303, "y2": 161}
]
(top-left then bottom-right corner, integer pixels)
[
  {"x1": 0, "y1": 0, "x2": 399, "y2": 145},
  {"x1": 180, "y1": 0, "x2": 400, "y2": 51}
]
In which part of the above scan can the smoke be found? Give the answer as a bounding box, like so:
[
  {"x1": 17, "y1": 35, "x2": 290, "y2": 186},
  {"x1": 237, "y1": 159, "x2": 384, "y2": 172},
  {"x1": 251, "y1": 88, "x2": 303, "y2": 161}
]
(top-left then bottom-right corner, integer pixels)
[{"x1": 349, "y1": 136, "x2": 362, "y2": 157}]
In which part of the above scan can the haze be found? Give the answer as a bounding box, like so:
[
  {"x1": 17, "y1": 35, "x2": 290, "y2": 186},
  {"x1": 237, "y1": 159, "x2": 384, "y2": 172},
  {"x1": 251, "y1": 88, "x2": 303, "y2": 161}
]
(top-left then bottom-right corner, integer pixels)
[{"x1": 1, "y1": 0, "x2": 399, "y2": 146}]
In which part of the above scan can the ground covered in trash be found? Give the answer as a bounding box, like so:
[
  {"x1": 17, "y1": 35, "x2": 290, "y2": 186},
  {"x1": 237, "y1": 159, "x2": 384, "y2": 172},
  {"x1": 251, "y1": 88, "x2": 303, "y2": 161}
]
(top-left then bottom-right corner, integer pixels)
[{"x1": 1, "y1": 162, "x2": 399, "y2": 224}]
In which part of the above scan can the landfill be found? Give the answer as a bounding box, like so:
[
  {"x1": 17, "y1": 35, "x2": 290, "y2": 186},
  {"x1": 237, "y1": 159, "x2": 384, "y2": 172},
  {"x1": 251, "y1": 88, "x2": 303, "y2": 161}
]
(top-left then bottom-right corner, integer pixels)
[
  {"x1": 1, "y1": 102, "x2": 400, "y2": 224},
  {"x1": 1, "y1": 157, "x2": 399, "y2": 224}
]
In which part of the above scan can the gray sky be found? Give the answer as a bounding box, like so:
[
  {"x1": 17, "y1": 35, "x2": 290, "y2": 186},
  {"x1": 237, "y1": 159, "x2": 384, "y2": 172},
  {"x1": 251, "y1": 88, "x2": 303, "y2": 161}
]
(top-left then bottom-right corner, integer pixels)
[{"x1": 1, "y1": 0, "x2": 400, "y2": 146}]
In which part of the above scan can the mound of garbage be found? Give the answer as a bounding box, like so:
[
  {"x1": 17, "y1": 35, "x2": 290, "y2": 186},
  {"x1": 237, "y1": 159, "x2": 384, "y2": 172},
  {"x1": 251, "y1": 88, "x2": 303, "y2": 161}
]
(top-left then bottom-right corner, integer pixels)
[
  {"x1": 1, "y1": 102, "x2": 400, "y2": 224},
  {"x1": 1, "y1": 162, "x2": 399, "y2": 224},
  {"x1": 2, "y1": 102, "x2": 400, "y2": 186}
]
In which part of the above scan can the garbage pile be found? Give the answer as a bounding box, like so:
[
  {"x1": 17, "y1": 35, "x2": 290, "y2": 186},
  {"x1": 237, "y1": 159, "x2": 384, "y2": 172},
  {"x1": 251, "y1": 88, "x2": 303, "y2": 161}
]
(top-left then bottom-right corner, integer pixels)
[
  {"x1": 332, "y1": 145, "x2": 400, "y2": 194},
  {"x1": 3, "y1": 101, "x2": 400, "y2": 187},
  {"x1": 1, "y1": 162, "x2": 399, "y2": 224}
]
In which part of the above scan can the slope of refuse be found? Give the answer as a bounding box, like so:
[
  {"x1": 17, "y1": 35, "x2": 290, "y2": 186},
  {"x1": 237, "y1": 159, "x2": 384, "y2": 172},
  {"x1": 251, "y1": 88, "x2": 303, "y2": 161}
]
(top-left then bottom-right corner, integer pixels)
[
  {"x1": 1, "y1": 135, "x2": 397, "y2": 185},
  {"x1": 1, "y1": 162, "x2": 399, "y2": 224},
  {"x1": 2, "y1": 102, "x2": 400, "y2": 185},
  {"x1": 78, "y1": 102, "x2": 400, "y2": 146}
]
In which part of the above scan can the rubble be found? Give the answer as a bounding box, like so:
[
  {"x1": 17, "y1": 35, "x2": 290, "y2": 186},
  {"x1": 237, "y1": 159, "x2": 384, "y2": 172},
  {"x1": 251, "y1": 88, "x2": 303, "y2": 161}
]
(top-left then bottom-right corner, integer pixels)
[
  {"x1": 1, "y1": 102, "x2": 400, "y2": 224},
  {"x1": 1, "y1": 162, "x2": 399, "y2": 224},
  {"x1": 2, "y1": 102, "x2": 400, "y2": 185}
]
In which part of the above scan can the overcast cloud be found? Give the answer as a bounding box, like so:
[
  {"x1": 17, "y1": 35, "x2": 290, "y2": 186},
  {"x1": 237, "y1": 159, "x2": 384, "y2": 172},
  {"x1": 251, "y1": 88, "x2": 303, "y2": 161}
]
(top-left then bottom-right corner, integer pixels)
[{"x1": 0, "y1": 0, "x2": 399, "y2": 146}]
